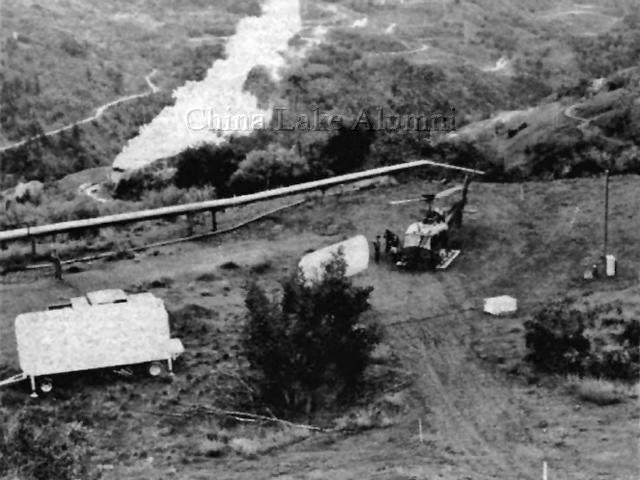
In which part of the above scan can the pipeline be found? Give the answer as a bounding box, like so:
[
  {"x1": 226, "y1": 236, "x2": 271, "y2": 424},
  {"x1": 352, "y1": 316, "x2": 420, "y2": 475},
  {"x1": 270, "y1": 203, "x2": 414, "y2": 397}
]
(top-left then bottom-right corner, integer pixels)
[
  {"x1": 19, "y1": 199, "x2": 307, "y2": 271},
  {"x1": 0, "y1": 160, "x2": 484, "y2": 243}
]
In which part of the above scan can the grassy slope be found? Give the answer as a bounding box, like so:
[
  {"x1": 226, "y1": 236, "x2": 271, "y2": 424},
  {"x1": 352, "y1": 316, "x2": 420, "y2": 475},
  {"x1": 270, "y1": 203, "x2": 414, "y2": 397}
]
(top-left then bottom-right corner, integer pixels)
[
  {"x1": 442, "y1": 65, "x2": 640, "y2": 177},
  {"x1": 1, "y1": 0, "x2": 638, "y2": 189},
  {"x1": 0, "y1": 0, "x2": 258, "y2": 142},
  {"x1": 0, "y1": 174, "x2": 638, "y2": 479}
]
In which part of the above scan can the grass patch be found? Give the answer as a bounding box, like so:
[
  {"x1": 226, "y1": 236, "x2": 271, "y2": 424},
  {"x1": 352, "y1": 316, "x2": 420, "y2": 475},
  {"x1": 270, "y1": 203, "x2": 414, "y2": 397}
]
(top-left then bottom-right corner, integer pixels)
[
  {"x1": 168, "y1": 304, "x2": 214, "y2": 339},
  {"x1": 228, "y1": 427, "x2": 311, "y2": 458},
  {"x1": 334, "y1": 406, "x2": 395, "y2": 432},
  {"x1": 196, "y1": 272, "x2": 219, "y2": 282},
  {"x1": 566, "y1": 376, "x2": 631, "y2": 406},
  {"x1": 249, "y1": 260, "x2": 271, "y2": 274}
]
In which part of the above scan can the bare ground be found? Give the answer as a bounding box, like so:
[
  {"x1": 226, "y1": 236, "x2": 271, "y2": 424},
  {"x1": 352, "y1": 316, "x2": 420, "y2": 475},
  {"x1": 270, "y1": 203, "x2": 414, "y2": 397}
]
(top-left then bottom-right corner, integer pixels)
[{"x1": 1, "y1": 175, "x2": 639, "y2": 479}]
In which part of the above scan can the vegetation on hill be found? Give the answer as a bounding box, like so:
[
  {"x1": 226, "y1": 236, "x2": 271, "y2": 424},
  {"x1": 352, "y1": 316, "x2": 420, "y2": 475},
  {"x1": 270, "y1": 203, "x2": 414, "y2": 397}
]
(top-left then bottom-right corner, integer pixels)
[
  {"x1": 0, "y1": 407, "x2": 96, "y2": 480},
  {"x1": 0, "y1": 0, "x2": 257, "y2": 141},
  {"x1": 0, "y1": 0, "x2": 251, "y2": 188},
  {"x1": 525, "y1": 299, "x2": 639, "y2": 381},
  {"x1": 1, "y1": 0, "x2": 639, "y2": 223}
]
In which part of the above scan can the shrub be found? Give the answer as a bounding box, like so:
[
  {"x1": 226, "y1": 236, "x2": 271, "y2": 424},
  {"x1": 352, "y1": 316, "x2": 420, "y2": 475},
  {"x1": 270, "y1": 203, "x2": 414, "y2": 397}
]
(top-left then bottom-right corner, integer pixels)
[
  {"x1": 114, "y1": 167, "x2": 173, "y2": 201},
  {"x1": 524, "y1": 301, "x2": 591, "y2": 374},
  {"x1": 242, "y1": 252, "x2": 381, "y2": 413},
  {"x1": 0, "y1": 408, "x2": 96, "y2": 480},
  {"x1": 525, "y1": 300, "x2": 640, "y2": 381}
]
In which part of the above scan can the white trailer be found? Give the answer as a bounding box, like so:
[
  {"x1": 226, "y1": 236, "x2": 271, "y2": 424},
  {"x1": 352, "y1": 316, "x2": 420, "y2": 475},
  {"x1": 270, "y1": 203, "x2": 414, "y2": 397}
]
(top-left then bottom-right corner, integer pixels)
[{"x1": 0, "y1": 289, "x2": 184, "y2": 397}]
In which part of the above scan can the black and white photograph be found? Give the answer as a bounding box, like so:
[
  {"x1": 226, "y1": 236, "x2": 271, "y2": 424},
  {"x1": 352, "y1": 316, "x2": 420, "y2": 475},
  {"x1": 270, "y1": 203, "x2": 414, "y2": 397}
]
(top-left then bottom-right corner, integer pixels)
[{"x1": 0, "y1": 0, "x2": 638, "y2": 478}]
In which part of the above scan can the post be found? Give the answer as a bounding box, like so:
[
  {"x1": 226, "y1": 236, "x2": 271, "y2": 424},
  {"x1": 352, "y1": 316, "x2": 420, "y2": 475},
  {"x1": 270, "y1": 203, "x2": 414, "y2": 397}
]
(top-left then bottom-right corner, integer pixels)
[
  {"x1": 186, "y1": 214, "x2": 194, "y2": 236},
  {"x1": 167, "y1": 357, "x2": 174, "y2": 376},
  {"x1": 210, "y1": 210, "x2": 217, "y2": 231},
  {"x1": 29, "y1": 376, "x2": 38, "y2": 398},
  {"x1": 31, "y1": 237, "x2": 36, "y2": 257},
  {"x1": 603, "y1": 169, "x2": 609, "y2": 261}
]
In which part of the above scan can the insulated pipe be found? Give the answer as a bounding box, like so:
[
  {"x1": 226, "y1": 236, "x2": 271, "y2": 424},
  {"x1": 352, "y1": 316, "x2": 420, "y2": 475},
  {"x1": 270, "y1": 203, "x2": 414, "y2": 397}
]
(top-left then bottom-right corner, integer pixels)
[{"x1": 0, "y1": 159, "x2": 484, "y2": 243}]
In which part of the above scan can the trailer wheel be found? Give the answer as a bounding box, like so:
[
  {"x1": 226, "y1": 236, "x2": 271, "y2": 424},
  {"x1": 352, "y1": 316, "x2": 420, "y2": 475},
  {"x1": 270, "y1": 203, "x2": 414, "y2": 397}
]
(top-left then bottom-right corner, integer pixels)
[
  {"x1": 39, "y1": 378, "x2": 53, "y2": 394},
  {"x1": 148, "y1": 362, "x2": 163, "y2": 377}
]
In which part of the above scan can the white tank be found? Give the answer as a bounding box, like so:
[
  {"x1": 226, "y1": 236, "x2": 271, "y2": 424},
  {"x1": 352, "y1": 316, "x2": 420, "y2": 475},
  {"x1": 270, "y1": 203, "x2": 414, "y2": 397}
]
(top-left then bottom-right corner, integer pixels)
[
  {"x1": 298, "y1": 235, "x2": 369, "y2": 283},
  {"x1": 605, "y1": 254, "x2": 616, "y2": 277}
]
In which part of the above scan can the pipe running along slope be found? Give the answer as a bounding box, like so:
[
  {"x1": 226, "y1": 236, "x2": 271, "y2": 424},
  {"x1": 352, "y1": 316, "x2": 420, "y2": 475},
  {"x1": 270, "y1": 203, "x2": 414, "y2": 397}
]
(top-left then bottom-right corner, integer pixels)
[{"x1": 0, "y1": 160, "x2": 484, "y2": 242}]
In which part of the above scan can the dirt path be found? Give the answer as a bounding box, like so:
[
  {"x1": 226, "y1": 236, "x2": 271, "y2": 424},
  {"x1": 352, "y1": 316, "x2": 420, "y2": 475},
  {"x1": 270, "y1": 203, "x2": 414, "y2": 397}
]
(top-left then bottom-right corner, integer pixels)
[
  {"x1": 78, "y1": 182, "x2": 108, "y2": 203},
  {"x1": 0, "y1": 70, "x2": 160, "y2": 153},
  {"x1": 1, "y1": 177, "x2": 638, "y2": 479},
  {"x1": 564, "y1": 101, "x2": 629, "y2": 147},
  {"x1": 366, "y1": 43, "x2": 430, "y2": 58}
]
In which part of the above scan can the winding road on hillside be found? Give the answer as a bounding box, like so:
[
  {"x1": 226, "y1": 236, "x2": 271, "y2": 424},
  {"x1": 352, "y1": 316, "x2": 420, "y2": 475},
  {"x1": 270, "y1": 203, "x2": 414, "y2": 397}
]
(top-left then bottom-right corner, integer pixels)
[
  {"x1": 564, "y1": 100, "x2": 628, "y2": 147},
  {"x1": 78, "y1": 182, "x2": 109, "y2": 203},
  {"x1": 0, "y1": 70, "x2": 160, "y2": 153}
]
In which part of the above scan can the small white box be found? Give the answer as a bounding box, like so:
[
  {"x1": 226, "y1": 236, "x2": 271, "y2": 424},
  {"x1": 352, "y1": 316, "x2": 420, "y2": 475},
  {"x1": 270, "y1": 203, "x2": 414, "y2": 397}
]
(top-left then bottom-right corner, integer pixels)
[
  {"x1": 484, "y1": 295, "x2": 518, "y2": 315},
  {"x1": 605, "y1": 255, "x2": 616, "y2": 277}
]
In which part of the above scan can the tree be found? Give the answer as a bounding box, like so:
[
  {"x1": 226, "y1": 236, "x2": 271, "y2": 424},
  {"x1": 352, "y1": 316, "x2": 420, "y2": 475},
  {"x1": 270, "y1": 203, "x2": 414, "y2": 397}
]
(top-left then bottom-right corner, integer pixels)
[
  {"x1": 242, "y1": 252, "x2": 381, "y2": 413},
  {"x1": 228, "y1": 145, "x2": 310, "y2": 193},
  {"x1": 173, "y1": 143, "x2": 243, "y2": 193}
]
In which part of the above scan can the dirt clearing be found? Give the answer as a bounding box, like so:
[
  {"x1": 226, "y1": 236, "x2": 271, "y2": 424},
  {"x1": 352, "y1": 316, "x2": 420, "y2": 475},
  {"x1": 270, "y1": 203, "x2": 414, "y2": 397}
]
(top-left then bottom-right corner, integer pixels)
[{"x1": 1, "y1": 175, "x2": 638, "y2": 479}]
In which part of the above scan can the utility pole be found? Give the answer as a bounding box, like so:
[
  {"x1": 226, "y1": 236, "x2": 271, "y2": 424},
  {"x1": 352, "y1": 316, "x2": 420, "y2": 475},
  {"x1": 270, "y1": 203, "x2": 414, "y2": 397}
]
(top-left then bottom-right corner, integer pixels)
[{"x1": 603, "y1": 169, "x2": 609, "y2": 261}]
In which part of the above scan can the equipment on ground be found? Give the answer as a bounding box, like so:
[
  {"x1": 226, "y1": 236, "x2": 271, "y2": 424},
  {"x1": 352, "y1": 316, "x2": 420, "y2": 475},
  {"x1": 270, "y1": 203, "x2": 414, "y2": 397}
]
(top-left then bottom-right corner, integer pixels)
[
  {"x1": 0, "y1": 289, "x2": 184, "y2": 397},
  {"x1": 484, "y1": 295, "x2": 518, "y2": 315},
  {"x1": 299, "y1": 235, "x2": 369, "y2": 282}
]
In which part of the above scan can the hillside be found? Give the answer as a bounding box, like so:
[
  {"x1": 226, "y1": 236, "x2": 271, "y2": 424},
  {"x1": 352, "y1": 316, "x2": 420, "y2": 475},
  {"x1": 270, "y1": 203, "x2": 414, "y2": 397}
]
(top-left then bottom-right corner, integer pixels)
[
  {"x1": 0, "y1": 0, "x2": 265, "y2": 141},
  {"x1": 2, "y1": 0, "x2": 639, "y2": 190},
  {"x1": 0, "y1": 0, "x2": 257, "y2": 188},
  {"x1": 1, "y1": 2, "x2": 640, "y2": 479},
  {"x1": 443, "y1": 66, "x2": 640, "y2": 178},
  {"x1": 0, "y1": 174, "x2": 638, "y2": 479}
]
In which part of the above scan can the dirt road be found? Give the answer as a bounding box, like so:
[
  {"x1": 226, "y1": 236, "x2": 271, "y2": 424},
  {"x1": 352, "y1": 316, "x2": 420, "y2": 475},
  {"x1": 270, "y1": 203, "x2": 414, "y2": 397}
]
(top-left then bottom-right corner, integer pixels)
[
  {"x1": 1, "y1": 176, "x2": 638, "y2": 479},
  {"x1": 0, "y1": 70, "x2": 160, "y2": 153}
]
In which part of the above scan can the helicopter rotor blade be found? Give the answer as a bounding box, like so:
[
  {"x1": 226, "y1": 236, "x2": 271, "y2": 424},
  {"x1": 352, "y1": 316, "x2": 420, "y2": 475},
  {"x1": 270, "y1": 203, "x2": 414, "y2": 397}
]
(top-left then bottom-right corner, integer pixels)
[
  {"x1": 389, "y1": 197, "x2": 423, "y2": 205},
  {"x1": 435, "y1": 184, "x2": 463, "y2": 199},
  {"x1": 389, "y1": 184, "x2": 464, "y2": 205}
]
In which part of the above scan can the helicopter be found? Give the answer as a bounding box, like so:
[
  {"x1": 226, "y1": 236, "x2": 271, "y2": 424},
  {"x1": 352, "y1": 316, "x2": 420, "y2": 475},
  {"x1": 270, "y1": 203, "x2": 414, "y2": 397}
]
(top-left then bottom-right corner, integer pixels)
[{"x1": 377, "y1": 175, "x2": 473, "y2": 271}]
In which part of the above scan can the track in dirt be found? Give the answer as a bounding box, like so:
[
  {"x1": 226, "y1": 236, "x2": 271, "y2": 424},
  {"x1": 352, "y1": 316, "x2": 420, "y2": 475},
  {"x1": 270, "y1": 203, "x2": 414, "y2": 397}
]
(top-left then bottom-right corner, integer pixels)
[
  {"x1": 1, "y1": 176, "x2": 638, "y2": 480},
  {"x1": 382, "y1": 271, "x2": 537, "y2": 479}
]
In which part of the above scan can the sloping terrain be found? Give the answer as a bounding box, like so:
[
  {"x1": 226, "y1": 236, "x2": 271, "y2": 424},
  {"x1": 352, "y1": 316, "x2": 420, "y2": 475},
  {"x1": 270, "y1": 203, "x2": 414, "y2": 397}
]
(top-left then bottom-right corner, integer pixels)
[
  {"x1": 0, "y1": 174, "x2": 638, "y2": 479},
  {"x1": 0, "y1": 0, "x2": 260, "y2": 143},
  {"x1": 444, "y1": 66, "x2": 640, "y2": 178},
  {"x1": 3, "y1": 0, "x2": 638, "y2": 189}
]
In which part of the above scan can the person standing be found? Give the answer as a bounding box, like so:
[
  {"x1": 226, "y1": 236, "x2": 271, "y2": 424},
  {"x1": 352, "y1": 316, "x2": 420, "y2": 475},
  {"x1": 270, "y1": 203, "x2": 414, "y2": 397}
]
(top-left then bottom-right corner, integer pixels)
[
  {"x1": 373, "y1": 235, "x2": 381, "y2": 263},
  {"x1": 51, "y1": 248, "x2": 62, "y2": 280}
]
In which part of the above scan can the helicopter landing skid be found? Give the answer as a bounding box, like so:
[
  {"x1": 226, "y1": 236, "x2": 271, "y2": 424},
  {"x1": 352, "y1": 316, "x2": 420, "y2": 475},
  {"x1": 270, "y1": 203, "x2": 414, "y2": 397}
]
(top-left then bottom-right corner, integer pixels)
[{"x1": 436, "y1": 249, "x2": 460, "y2": 270}]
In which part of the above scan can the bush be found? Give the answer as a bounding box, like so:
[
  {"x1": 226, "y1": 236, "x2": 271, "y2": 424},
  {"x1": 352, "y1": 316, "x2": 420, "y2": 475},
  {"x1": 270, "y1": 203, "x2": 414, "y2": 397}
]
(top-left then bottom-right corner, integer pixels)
[
  {"x1": 525, "y1": 300, "x2": 640, "y2": 380},
  {"x1": 173, "y1": 142, "x2": 245, "y2": 194},
  {"x1": 113, "y1": 167, "x2": 172, "y2": 201},
  {"x1": 524, "y1": 301, "x2": 591, "y2": 374},
  {"x1": 0, "y1": 408, "x2": 96, "y2": 480},
  {"x1": 242, "y1": 252, "x2": 381, "y2": 413}
]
